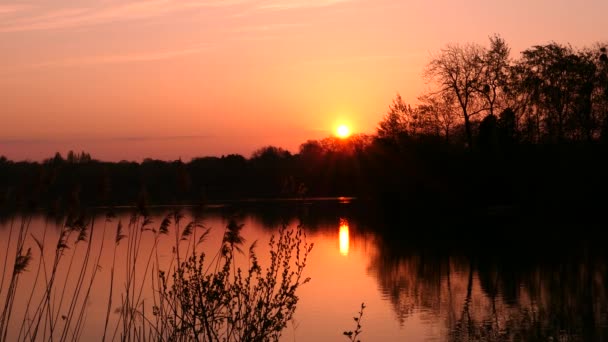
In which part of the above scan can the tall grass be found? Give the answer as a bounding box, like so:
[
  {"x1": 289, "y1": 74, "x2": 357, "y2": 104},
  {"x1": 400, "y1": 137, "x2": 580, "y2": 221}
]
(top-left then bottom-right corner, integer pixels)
[
  {"x1": 0, "y1": 212, "x2": 109, "y2": 341},
  {"x1": 0, "y1": 208, "x2": 313, "y2": 341},
  {"x1": 0, "y1": 215, "x2": 33, "y2": 341}
]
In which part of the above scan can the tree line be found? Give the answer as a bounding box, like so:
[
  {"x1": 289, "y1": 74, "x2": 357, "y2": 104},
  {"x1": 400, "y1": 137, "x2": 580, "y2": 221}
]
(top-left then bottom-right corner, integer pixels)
[
  {"x1": 379, "y1": 35, "x2": 608, "y2": 148},
  {"x1": 1, "y1": 36, "x2": 607, "y2": 215}
]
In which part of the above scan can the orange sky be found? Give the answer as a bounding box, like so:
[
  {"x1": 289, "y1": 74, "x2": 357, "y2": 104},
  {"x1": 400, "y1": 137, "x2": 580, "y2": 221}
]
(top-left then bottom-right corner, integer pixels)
[{"x1": 1, "y1": 0, "x2": 607, "y2": 161}]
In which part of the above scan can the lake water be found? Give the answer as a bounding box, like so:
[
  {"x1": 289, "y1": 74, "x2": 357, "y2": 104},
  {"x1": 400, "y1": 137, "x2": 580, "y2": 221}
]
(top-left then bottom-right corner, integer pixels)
[{"x1": 1, "y1": 200, "x2": 607, "y2": 341}]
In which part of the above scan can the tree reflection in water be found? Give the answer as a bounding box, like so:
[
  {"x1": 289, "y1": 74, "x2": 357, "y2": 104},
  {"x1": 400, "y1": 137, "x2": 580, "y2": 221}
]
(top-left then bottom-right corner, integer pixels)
[
  {"x1": 181, "y1": 203, "x2": 608, "y2": 341},
  {"x1": 367, "y1": 236, "x2": 608, "y2": 341}
]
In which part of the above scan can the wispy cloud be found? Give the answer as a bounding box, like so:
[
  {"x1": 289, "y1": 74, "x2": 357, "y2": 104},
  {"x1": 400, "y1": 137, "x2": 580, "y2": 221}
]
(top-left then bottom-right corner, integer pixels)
[
  {"x1": 0, "y1": 134, "x2": 212, "y2": 145},
  {"x1": 7, "y1": 44, "x2": 209, "y2": 71},
  {"x1": 0, "y1": 4, "x2": 32, "y2": 15},
  {"x1": 229, "y1": 0, "x2": 356, "y2": 17},
  {"x1": 0, "y1": 0, "x2": 249, "y2": 33},
  {"x1": 257, "y1": 0, "x2": 352, "y2": 11},
  {"x1": 112, "y1": 135, "x2": 213, "y2": 142},
  {"x1": 0, "y1": 0, "x2": 357, "y2": 33},
  {"x1": 57, "y1": 45, "x2": 207, "y2": 66},
  {"x1": 232, "y1": 22, "x2": 308, "y2": 32}
]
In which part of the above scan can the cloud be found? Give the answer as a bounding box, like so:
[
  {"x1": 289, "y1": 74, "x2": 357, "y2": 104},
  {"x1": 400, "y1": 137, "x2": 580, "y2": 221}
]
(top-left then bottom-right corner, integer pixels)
[
  {"x1": 229, "y1": 0, "x2": 356, "y2": 17},
  {"x1": 0, "y1": 134, "x2": 212, "y2": 145},
  {"x1": 0, "y1": 0, "x2": 249, "y2": 33},
  {"x1": 257, "y1": 0, "x2": 352, "y2": 11},
  {"x1": 0, "y1": 0, "x2": 357, "y2": 33},
  {"x1": 105, "y1": 135, "x2": 213, "y2": 142},
  {"x1": 9, "y1": 44, "x2": 209, "y2": 71},
  {"x1": 0, "y1": 4, "x2": 32, "y2": 15},
  {"x1": 61, "y1": 45, "x2": 207, "y2": 65},
  {"x1": 231, "y1": 22, "x2": 308, "y2": 34}
]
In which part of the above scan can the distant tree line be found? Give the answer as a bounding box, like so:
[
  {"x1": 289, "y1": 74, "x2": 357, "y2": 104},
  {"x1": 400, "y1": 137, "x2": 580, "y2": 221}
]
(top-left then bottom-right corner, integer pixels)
[{"x1": 1, "y1": 36, "x2": 607, "y2": 216}]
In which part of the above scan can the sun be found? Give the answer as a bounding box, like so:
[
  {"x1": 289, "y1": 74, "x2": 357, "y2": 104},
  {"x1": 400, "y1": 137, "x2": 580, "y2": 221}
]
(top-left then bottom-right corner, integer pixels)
[{"x1": 336, "y1": 124, "x2": 351, "y2": 138}]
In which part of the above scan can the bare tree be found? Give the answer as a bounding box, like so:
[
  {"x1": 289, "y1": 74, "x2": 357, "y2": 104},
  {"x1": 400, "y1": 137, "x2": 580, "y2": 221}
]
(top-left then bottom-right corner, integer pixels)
[
  {"x1": 418, "y1": 92, "x2": 459, "y2": 142},
  {"x1": 478, "y1": 34, "x2": 511, "y2": 117},
  {"x1": 425, "y1": 43, "x2": 486, "y2": 148}
]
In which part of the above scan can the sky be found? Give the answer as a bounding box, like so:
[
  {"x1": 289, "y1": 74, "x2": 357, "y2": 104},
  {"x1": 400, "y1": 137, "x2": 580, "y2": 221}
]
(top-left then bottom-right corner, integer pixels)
[{"x1": 1, "y1": 0, "x2": 607, "y2": 161}]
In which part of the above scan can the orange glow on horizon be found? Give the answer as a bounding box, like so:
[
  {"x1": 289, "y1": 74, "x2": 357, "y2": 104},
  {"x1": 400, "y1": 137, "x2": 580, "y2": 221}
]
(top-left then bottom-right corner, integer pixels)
[
  {"x1": 1, "y1": 0, "x2": 606, "y2": 161},
  {"x1": 339, "y1": 218, "x2": 349, "y2": 256}
]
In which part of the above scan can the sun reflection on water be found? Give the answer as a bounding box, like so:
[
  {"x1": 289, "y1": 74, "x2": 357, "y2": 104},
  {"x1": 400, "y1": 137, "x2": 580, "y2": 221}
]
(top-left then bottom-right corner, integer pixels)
[{"x1": 339, "y1": 218, "x2": 349, "y2": 256}]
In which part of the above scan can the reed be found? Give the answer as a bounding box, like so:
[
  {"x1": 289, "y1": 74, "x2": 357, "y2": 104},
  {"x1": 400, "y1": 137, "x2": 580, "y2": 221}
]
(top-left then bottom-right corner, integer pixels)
[
  {"x1": 343, "y1": 303, "x2": 365, "y2": 342},
  {"x1": 0, "y1": 208, "x2": 313, "y2": 341}
]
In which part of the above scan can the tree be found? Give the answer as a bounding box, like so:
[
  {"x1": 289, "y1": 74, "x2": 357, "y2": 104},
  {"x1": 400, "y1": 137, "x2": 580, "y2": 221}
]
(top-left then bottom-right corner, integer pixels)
[
  {"x1": 79, "y1": 151, "x2": 92, "y2": 163},
  {"x1": 52, "y1": 152, "x2": 64, "y2": 164},
  {"x1": 417, "y1": 92, "x2": 459, "y2": 142},
  {"x1": 298, "y1": 140, "x2": 325, "y2": 168},
  {"x1": 478, "y1": 114, "x2": 498, "y2": 154},
  {"x1": 591, "y1": 45, "x2": 608, "y2": 142},
  {"x1": 478, "y1": 34, "x2": 511, "y2": 117},
  {"x1": 251, "y1": 146, "x2": 291, "y2": 161},
  {"x1": 65, "y1": 150, "x2": 92, "y2": 163},
  {"x1": 516, "y1": 43, "x2": 598, "y2": 142},
  {"x1": 377, "y1": 94, "x2": 411, "y2": 141},
  {"x1": 425, "y1": 42, "x2": 486, "y2": 148},
  {"x1": 498, "y1": 108, "x2": 517, "y2": 145},
  {"x1": 569, "y1": 51, "x2": 597, "y2": 141},
  {"x1": 67, "y1": 150, "x2": 76, "y2": 163}
]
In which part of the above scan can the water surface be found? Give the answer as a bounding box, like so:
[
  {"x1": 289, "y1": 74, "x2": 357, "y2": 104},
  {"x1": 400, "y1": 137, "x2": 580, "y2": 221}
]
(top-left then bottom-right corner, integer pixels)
[{"x1": 1, "y1": 202, "x2": 607, "y2": 341}]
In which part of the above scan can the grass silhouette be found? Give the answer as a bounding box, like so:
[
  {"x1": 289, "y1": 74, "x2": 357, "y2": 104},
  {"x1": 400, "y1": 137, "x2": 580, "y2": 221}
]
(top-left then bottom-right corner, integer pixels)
[{"x1": 0, "y1": 207, "x2": 313, "y2": 341}]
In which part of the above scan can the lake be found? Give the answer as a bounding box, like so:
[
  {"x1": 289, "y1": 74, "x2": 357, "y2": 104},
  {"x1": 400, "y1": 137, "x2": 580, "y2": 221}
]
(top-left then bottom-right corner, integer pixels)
[{"x1": 1, "y1": 200, "x2": 607, "y2": 341}]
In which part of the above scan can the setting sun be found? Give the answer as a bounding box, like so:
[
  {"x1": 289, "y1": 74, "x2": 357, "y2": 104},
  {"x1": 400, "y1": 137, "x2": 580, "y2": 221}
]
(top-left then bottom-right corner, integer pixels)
[{"x1": 336, "y1": 125, "x2": 351, "y2": 138}]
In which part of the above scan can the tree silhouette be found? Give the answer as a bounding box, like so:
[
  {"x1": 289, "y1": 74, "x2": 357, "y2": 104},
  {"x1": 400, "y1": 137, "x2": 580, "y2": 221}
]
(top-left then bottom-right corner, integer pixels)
[
  {"x1": 426, "y1": 42, "x2": 486, "y2": 148},
  {"x1": 516, "y1": 43, "x2": 597, "y2": 142},
  {"x1": 377, "y1": 94, "x2": 411, "y2": 141},
  {"x1": 478, "y1": 34, "x2": 510, "y2": 118},
  {"x1": 417, "y1": 92, "x2": 459, "y2": 142}
]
